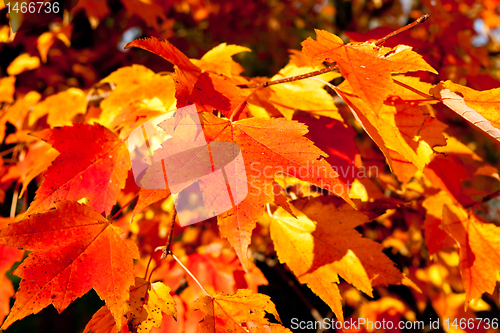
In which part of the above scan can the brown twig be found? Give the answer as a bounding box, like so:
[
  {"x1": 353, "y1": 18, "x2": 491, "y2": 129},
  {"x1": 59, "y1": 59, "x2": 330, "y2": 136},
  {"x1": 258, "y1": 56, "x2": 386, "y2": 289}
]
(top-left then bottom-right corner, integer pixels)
[
  {"x1": 148, "y1": 210, "x2": 211, "y2": 294},
  {"x1": 237, "y1": 14, "x2": 430, "y2": 89},
  {"x1": 237, "y1": 65, "x2": 339, "y2": 89},
  {"x1": 165, "y1": 210, "x2": 177, "y2": 256},
  {"x1": 465, "y1": 189, "x2": 500, "y2": 210},
  {"x1": 145, "y1": 209, "x2": 177, "y2": 282},
  {"x1": 373, "y1": 14, "x2": 429, "y2": 46}
]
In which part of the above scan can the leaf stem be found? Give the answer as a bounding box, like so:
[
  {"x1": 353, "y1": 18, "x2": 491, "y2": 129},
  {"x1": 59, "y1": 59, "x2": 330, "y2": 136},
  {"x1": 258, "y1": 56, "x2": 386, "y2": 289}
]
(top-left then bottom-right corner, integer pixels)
[
  {"x1": 145, "y1": 210, "x2": 177, "y2": 281},
  {"x1": 109, "y1": 191, "x2": 140, "y2": 222},
  {"x1": 0, "y1": 146, "x2": 17, "y2": 157},
  {"x1": 144, "y1": 254, "x2": 154, "y2": 280},
  {"x1": 10, "y1": 182, "x2": 19, "y2": 218},
  {"x1": 171, "y1": 253, "x2": 212, "y2": 297},
  {"x1": 392, "y1": 78, "x2": 436, "y2": 100},
  {"x1": 152, "y1": 207, "x2": 208, "y2": 296},
  {"x1": 147, "y1": 262, "x2": 159, "y2": 282},
  {"x1": 237, "y1": 14, "x2": 430, "y2": 89}
]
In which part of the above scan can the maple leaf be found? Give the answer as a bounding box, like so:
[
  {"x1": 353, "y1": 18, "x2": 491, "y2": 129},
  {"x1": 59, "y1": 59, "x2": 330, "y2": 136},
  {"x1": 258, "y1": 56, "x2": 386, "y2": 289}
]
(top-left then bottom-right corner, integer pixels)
[
  {"x1": 37, "y1": 23, "x2": 73, "y2": 63},
  {"x1": 269, "y1": 196, "x2": 410, "y2": 321},
  {"x1": 335, "y1": 79, "x2": 447, "y2": 172},
  {"x1": 16, "y1": 140, "x2": 59, "y2": 198},
  {"x1": 430, "y1": 293, "x2": 490, "y2": 332},
  {"x1": 83, "y1": 305, "x2": 126, "y2": 333},
  {"x1": 294, "y1": 115, "x2": 360, "y2": 183},
  {"x1": 301, "y1": 30, "x2": 437, "y2": 111},
  {"x1": 125, "y1": 277, "x2": 176, "y2": 333},
  {"x1": 124, "y1": 38, "x2": 250, "y2": 120},
  {"x1": 441, "y1": 203, "x2": 500, "y2": 304},
  {"x1": 0, "y1": 76, "x2": 15, "y2": 103},
  {"x1": 187, "y1": 72, "x2": 250, "y2": 119},
  {"x1": 184, "y1": 250, "x2": 267, "y2": 299},
  {"x1": 0, "y1": 201, "x2": 140, "y2": 329},
  {"x1": 0, "y1": 275, "x2": 14, "y2": 326},
  {"x1": 72, "y1": 0, "x2": 110, "y2": 29},
  {"x1": 120, "y1": 0, "x2": 168, "y2": 31},
  {"x1": 424, "y1": 154, "x2": 476, "y2": 207},
  {"x1": 28, "y1": 123, "x2": 131, "y2": 217},
  {"x1": 431, "y1": 81, "x2": 500, "y2": 142},
  {"x1": 124, "y1": 37, "x2": 204, "y2": 113},
  {"x1": 199, "y1": 112, "x2": 353, "y2": 271},
  {"x1": 191, "y1": 43, "x2": 251, "y2": 77},
  {"x1": 124, "y1": 37, "x2": 201, "y2": 85},
  {"x1": 101, "y1": 64, "x2": 157, "y2": 86},
  {"x1": 422, "y1": 191, "x2": 457, "y2": 255},
  {"x1": 0, "y1": 221, "x2": 24, "y2": 326},
  {"x1": 195, "y1": 289, "x2": 291, "y2": 333},
  {"x1": 0, "y1": 91, "x2": 41, "y2": 143},
  {"x1": 29, "y1": 88, "x2": 87, "y2": 127},
  {"x1": 6, "y1": 53, "x2": 40, "y2": 76},
  {"x1": 132, "y1": 188, "x2": 171, "y2": 217},
  {"x1": 98, "y1": 65, "x2": 177, "y2": 139}
]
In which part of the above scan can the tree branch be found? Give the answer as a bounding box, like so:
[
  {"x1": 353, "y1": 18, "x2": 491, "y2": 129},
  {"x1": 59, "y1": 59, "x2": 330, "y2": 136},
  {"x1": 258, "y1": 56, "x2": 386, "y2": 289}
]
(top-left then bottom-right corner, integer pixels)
[{"x1": 237, "y1": 14, "x2": 430, "y2": 89}]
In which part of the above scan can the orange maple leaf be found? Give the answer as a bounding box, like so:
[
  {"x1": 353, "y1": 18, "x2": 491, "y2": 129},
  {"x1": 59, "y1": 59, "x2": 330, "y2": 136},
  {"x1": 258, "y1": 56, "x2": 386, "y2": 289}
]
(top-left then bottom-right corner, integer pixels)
[
  {"x1": 0, "y1": 222, "x2": 24, "y2": 326},
  {"x1": 335, "y1": 79, "x2": 447, "y2": 172},
  {"x1": 301, "y1": 30, "x2": 437, "y2": 111},
  {"x1": 28, "y1": 123, "x2": 131, "y2": 217},
  {"x1": 132, "y1": 188, "x2": 171, "y2": 217},
  {"x1": 124, "y1": 37, "x2": 201, "y2": 85},
  {"x1": 190, "y1": 43, "x2": 251, "y2": 78},
  {"x1": 442, "y1": 204, "x2": 500, "y2": 304},
  {"x1": 0, "y1": 201, "x2": 140, "y2": 329},
  {"x1": 84, "y1": 305, "x2": 126, "y2": 333},
  {"x1": 431, "y1": 81, "x2": 500, "y2": 142},
  {"x1": 29, "y1": 88, "x2": 87, "y2": 127},
  {"x1": 124, "y1": 38, "x2": 250, "y2": 120},
  {"x1": 125, "y1": 277, "x2": 176, "y2": 333},
  {"x1": 270, "y1": 196, "x2": 412, "y2": 321},
  {"x1": 422, "y1": 191, "x2": 458, "y2": 255},
  {"x1": 195, "y1": 289, "x2": 291, "y2": 333},
  {"x1": 199, "y1": 112, "x2": 353, "y2": 271},
  {"x1": 0, "y1": 77, "x2": 15, "y2": 104}
]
